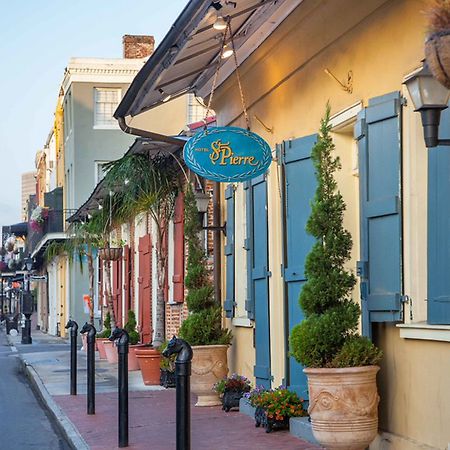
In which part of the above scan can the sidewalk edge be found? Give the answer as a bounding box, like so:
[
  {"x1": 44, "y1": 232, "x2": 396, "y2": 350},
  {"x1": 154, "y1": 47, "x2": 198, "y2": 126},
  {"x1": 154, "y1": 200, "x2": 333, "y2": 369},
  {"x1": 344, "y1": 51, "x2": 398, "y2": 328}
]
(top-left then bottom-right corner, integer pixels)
[{"x1": 19, "y1": 357, "x2": 90, "y2": 450}]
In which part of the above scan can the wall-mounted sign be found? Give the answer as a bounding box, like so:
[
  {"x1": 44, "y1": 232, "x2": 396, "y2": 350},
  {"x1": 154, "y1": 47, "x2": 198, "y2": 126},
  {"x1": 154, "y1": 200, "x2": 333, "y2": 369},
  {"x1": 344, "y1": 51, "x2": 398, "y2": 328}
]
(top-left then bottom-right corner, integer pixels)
[{"x1": 183, "y1": 127, "x2": 272, "y2": 182}]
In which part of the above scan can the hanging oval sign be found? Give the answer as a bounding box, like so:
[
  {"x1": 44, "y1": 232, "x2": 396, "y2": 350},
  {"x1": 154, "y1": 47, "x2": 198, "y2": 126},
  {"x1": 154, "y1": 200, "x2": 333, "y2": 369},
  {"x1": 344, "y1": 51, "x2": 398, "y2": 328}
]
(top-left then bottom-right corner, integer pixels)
[{"x1": 183, "y1": 126, "x2": 272, "y2": 182}]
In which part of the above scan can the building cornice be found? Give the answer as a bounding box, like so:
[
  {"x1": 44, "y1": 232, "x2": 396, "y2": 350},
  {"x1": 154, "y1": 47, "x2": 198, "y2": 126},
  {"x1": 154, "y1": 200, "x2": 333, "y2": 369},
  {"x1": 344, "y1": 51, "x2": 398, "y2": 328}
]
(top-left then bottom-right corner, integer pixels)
[{"x1": 61, "y1": 57, "x2": 147, "y2": 97}]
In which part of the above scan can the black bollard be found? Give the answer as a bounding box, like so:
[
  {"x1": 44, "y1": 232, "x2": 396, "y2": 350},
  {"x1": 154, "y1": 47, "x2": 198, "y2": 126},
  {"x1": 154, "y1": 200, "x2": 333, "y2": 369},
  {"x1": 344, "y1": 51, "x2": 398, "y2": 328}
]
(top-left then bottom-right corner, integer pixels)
[
  {"x1": 65, "y1": 320, "x2": 79, "y2": 395},
  {"x1": 80, "y1": 322, "x2": 96, "y2": 415},
  {"x1": 162, "y1": 336, "x2": 193, "y2": 450},
  {"x1": 110, "y1": 328, "x2": 129, "y2": 447}
]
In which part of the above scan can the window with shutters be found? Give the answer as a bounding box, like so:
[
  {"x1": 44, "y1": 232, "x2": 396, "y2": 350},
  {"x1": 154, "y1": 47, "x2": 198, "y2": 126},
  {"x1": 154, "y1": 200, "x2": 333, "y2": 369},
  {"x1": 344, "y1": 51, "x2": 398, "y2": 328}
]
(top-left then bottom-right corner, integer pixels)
[{"x1": 93, "y1": 88, "x2": 121, "y2": 129}]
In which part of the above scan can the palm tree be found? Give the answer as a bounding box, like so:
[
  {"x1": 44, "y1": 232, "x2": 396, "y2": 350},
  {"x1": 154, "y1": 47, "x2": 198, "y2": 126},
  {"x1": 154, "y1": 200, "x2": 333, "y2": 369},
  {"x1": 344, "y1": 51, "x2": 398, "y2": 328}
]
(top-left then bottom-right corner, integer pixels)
[
  {"x1": 103, "y1": 153, "x2": 180, "y2": 347},
  {"x1": 44, "y1": 219, "x2": 102, "y2": 326}
]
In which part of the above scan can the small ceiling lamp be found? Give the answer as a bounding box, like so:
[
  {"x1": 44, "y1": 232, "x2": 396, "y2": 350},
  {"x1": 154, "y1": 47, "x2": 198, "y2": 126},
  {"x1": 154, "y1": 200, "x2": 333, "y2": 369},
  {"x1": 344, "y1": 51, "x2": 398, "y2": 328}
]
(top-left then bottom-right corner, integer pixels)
[
  {"x1": 403, "y1": 62, "x2": 450, "y2": 147},
  {"x1": 221, "y1": 43, "x2": 233, "y2": 59},
  {"x1": 158, "y1": 88, "x2": 172, "y2": 103},
  {"x1": 213, "y1": 15, "x2": 227, "y2": 31}
]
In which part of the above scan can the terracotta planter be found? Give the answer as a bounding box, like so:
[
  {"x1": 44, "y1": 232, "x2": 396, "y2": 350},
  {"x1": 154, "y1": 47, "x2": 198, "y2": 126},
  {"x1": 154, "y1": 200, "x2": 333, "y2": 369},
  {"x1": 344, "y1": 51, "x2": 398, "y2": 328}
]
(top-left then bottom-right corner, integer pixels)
[
  {"x1": 191, "y1": 345, "x2": 228, "y2": 407},
  {"x1": 135, "y1": 348, "x2": 161, "y2": 385},
  {"x1": 96, "y1": 338, "x2": 109, "y2": 359},
  {"x1": 103, "y1": 340, "x2": 119, "y2": 363},
  {"x1": 128, "y1": 344, "x2": 147, "y2": 371},
  {"x1": 98, "y1": 247, "x2": 122, "y2": 261},
  {"x1": 304, "y1": 365, "x2": 380, "y2": 450},
  {"x1": 425, "y1": 31, "x2": 450, "y2": 89}
]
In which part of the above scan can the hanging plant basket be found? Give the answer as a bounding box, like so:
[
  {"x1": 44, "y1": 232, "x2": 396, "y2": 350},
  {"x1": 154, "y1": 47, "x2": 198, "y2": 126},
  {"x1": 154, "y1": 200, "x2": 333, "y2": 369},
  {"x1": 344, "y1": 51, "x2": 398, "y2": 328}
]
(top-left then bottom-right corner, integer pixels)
[
  {"x1": 98, "y1": 247, "x2": 122, "y2": 261},
  {"x1": 425, "y1": 30, "x2": 450, "y2": 89}
]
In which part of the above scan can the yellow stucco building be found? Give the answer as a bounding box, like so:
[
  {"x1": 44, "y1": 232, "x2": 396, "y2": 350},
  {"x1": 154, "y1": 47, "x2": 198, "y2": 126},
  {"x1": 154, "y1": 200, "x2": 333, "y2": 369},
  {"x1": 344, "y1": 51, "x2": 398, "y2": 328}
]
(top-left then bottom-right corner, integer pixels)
[{"x1": 113, "y1": 1, "x2": 450, "y2": 448}]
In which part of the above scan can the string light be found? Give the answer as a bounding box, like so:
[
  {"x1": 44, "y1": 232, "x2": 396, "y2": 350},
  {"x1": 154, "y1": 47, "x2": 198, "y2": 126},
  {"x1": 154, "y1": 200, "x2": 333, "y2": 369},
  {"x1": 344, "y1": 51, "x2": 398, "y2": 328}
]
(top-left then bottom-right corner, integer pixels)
[
  {"x1": 213, "y1": 15, "x2": 227, "y2": 30},
  {"x1": 221, "y1": 43, "x2": 233, "y2": 59}
]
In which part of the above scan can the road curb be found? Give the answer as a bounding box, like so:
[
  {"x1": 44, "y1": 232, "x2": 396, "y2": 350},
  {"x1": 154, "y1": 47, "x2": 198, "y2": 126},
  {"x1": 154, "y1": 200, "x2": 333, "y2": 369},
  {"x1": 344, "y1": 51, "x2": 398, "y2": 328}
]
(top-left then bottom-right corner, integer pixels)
[{"x1": 18, "y1": 356, "x2": 90, "y2": 450}]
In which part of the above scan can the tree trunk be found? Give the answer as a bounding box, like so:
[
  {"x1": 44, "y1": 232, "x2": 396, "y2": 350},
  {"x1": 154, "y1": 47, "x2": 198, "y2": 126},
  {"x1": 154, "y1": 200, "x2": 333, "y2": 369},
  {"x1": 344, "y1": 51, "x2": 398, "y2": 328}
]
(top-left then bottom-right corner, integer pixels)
[
  {"x1": 87, "y1": 251, "x2": 95, "y2": 325},
  {"x1": 103, "y1": 259, "x2": 117, "y2": 330},
  {"x1": 153, "y1": 236, "x2": 166, "y2": 348}
]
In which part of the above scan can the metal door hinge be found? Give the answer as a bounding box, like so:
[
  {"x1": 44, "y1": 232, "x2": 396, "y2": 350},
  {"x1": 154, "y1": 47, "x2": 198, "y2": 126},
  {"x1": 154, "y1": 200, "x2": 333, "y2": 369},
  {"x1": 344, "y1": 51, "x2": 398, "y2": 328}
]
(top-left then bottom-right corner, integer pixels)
[{"x1": 401, "y1": 294, "x2": 413, "y2": 321}]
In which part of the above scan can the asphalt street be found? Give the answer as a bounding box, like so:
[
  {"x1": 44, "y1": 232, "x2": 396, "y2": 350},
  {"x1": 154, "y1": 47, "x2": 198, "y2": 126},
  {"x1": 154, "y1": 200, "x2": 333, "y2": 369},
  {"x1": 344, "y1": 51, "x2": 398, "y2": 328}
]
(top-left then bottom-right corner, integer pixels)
[{"x1": 0, "y1": 329, "x2": 70, "y2": 450}]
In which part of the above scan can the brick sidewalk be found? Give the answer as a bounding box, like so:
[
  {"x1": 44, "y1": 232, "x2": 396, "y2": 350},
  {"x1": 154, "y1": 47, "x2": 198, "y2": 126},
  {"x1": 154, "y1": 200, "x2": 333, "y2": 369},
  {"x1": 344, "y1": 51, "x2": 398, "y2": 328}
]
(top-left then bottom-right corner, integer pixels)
[{"x1": 55, "y1": 390, "x2": 319, "y2": 450}]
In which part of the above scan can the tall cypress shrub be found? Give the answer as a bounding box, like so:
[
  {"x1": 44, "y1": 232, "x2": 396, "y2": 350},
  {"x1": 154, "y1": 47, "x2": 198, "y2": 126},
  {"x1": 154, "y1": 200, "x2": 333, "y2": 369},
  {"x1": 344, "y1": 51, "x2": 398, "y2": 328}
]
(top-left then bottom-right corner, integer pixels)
[
  {"x1": 179, "y1": 185, "x2": 232, "y2": 346},
  {"x1": 290, "y1": 105, "x2": 381, "y2": 368}
]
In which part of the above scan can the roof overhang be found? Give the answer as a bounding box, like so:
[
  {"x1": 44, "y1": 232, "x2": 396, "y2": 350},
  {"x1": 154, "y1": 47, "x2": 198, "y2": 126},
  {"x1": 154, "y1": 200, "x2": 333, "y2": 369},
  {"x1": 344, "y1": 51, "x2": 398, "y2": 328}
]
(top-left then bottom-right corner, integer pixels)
[
  {"x1": 115, "y1": 0, "x2": 303, "y2": 118},
  {"x1": 30, "y1": 232, "x2": 67, "y2": 260},
  {"x1": 68, "y1": 136, "x2": 187, "y2": 223}
]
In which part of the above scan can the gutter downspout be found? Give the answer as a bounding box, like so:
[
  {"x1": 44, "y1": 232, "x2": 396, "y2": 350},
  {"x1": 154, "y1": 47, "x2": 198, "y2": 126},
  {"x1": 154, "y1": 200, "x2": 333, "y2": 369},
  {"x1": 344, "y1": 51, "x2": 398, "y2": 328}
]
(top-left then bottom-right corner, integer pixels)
[{"x1": 117, "y1": 117, "x2": 186, "y2": 146}]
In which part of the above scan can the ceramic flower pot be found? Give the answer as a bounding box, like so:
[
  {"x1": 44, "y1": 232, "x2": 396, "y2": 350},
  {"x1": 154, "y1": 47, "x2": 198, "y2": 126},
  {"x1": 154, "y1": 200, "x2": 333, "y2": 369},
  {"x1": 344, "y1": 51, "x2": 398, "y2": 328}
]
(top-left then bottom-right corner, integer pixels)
[
  {"x1": 135, "y1": 348, "x2": 161, "y2": 385},
  {"x1": 96, "y1": 338, "x2": 109, "y2": 359},
  {"x1": 425, "y1": 31, "x2": 450, "y2": 89},
  {"x1": 304, "y1": 365, "x2": 380, "y2": 450},
  {"x1": 191, "y1": 345, "x2": 228, "y2": 407},
  {"x1": 128, "y1": 344, "x2": 147, "y2": 371},
  {"x1": 103, "y1": 340, "x2": 119, "y2": 363}
]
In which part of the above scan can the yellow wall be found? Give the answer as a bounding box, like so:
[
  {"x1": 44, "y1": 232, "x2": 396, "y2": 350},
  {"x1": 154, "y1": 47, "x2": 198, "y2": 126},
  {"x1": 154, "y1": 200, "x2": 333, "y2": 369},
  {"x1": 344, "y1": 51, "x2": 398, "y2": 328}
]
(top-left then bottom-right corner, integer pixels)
[{"x1": 215, "y1": 1, "x2": 450, "y2": 448}]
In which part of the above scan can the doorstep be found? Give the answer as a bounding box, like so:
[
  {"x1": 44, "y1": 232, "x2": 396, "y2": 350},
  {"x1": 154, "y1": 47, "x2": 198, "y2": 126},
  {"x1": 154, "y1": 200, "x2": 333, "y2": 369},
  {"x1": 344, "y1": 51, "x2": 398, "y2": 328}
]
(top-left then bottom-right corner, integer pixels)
[{"x1": 238, "y1": 397, "x2": 321, "y2": 447}]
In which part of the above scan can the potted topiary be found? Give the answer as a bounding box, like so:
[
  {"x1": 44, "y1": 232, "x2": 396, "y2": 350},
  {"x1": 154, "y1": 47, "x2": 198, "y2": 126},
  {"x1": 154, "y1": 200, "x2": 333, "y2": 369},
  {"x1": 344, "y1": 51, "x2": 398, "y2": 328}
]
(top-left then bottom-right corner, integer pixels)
[
  {"x1": 213, "y1": 373, "x2": 252, "y2": 412},
  {"x1": 424, "y1": 0, "x2": 450, "y2": 88},
  {"x1": 289, "y1": 106, "x2": 382, "y2": 450},
  {"x1": 179, "y1": 185, "x2": 232, "y2": 406},
  {"x1": 159, "y1": 340, "x2": 176, "y2": 388},
  {"x1": 96, "y1": 311, "x2": 111, "y2": 359},
  {"x1": 124, "y1": 310, "x2": 146, "y2": 371},
  {"x1": 246, "y1": 386, "x2": 306, "y2": 433}
]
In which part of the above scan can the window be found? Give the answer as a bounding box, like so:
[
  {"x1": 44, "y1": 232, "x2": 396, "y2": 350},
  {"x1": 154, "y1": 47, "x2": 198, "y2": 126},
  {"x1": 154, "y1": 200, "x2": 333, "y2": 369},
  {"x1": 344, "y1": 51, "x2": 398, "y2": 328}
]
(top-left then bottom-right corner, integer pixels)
[
  {"x1": 186, "y1": 93, "x2": 206, "y2": 125},
  {"x1": 94, "y1": 88, "x2": 121, "y2": 128},
  {"x1": 95, "y1": 161, "x2": 110, "y2": 184}
]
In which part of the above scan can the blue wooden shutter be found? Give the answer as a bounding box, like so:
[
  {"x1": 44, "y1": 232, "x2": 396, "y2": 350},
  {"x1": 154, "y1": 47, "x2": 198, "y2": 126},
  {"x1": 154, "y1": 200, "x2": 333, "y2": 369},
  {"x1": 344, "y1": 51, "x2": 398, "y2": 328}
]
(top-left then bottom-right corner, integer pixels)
[
  {"x1": 282, "y1": 135, "x2": 316, "y2": 398},
  {"x1": 224, "y1": 184, "x2": 235, "y2": 318},
  {"x1": 243, "y1": 181, "x2": 255, "y2": 320},
  {"x1": 355, "y1": 92, "x2": 403, "y2": 335},
  {"x1": 428, "y1": 106, "x2": 450, "y2": 324}
]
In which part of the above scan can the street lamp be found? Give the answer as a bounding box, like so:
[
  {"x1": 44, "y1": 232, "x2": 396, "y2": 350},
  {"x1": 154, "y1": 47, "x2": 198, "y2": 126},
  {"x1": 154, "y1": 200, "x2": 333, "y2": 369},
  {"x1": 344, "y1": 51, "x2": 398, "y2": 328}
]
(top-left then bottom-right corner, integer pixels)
[
  {"x1": 403, "y1": 62, "x2": 450, "y2": 148},
  {"x1": 21, "y1": 255, "x2": 34, "y2": 344},
  {"x1": 193, "y1": 190, "x2": 226, "y2": 235}
]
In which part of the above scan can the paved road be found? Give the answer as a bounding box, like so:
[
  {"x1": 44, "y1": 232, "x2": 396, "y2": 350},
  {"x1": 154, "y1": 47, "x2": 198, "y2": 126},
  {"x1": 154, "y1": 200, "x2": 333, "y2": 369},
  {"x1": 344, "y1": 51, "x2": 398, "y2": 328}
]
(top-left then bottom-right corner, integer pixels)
[{"x1": 0, "y1": 329, "x2": 71, "y2": 450}]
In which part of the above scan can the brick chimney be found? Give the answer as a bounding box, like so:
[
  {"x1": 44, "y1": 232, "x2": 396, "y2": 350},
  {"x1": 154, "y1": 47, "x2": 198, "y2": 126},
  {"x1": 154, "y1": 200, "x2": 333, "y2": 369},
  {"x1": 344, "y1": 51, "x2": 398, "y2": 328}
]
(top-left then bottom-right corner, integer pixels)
[{"x1": 123, "y1": 35, "x2": 155, "y2": 59}]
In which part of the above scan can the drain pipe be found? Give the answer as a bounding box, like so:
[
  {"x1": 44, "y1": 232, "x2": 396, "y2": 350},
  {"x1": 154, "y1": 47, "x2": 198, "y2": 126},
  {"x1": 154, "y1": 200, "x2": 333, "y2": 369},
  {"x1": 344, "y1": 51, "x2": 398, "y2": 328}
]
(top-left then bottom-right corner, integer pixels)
[{"x1": 117, "y1": 117, "x2": 186, "y2": 146}]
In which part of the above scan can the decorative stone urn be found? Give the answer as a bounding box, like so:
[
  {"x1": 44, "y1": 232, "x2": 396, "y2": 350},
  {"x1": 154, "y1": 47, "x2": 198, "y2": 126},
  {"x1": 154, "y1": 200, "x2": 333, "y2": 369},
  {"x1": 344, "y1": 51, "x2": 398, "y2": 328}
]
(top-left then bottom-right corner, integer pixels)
[
  {"x1": 191, "y1": 345, "x2": 228, "y2": 407},
  {"x1": 304, "y1": 366, "x2": 380, "y2": 450}
]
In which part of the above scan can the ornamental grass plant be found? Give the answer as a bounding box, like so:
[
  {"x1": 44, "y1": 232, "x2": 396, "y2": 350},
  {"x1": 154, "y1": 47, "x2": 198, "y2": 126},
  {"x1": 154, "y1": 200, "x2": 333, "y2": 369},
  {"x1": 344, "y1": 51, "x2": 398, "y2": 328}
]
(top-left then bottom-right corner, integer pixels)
[{"x1": 290, "y1": 105, "x2": 382, "y2": 369}]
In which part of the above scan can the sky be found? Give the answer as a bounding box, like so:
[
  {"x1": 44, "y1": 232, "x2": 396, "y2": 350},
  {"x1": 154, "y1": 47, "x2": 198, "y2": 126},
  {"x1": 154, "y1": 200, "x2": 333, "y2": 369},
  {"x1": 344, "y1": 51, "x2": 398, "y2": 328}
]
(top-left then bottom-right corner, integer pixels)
[{"x1": 0, "y1": 0, "x2": 188, "y2": 228}]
